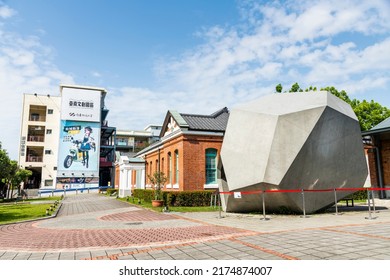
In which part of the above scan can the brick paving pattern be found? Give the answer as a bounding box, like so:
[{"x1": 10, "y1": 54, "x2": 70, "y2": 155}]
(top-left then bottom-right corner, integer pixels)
[
  {"x1": 1, "y1": 193, "x2": 390, "y2": 260},
  {"x1": 99, "y1": 209, "x2": 179, "y2": 221}
]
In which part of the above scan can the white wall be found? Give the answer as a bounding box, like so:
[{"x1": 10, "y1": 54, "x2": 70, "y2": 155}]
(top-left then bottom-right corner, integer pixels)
[{"x1": 19, "y1": 94, "x2": 61, "y2": 190}]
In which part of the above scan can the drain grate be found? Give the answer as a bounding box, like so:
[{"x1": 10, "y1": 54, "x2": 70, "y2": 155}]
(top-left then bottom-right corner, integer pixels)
[{"x1": 126, "y1": 222, "x2": 143, "y2": 225}]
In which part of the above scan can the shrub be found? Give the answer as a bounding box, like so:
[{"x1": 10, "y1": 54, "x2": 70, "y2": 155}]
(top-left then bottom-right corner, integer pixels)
[
  {"x1": 106, "y1": 188, "x2": 118, "y2": 196},
  {"x1": 345, "y1": 190, "x2": 367, "y2": 200},
  {"x1": 132, "y1": 189, "x2": 155, "y2": 202},
  {"x1": 131, "y1": 189, "x2": 215, "y2": 206},
  {"x1": 163, "y1": 190, "x2": 214, "y2": 207}
]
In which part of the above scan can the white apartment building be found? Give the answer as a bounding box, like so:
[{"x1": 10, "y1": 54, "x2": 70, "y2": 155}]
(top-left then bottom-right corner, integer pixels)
[
  {"x1": 18, "y1": 93, "x2": 61, "y2": 194},
  {"x1": 19, "y1": 85, "x2": 117, "y2": 196}
]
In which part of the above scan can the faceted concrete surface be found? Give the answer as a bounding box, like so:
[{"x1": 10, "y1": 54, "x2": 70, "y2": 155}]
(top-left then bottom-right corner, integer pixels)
[
  {"x1": 1, "y1": 194, "x2": 390, "y2": 260},
  {"x1": 219, "y1": 92, "x2": 368, "y2": 213}
]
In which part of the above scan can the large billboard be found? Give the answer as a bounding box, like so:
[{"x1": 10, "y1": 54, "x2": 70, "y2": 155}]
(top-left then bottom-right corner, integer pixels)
[
  {"x1": 61, "y1": 87, "x2": 101, "y2": 122},
  {"x1": 57, "y1": 86, "x2": 102, "y2": 180},
  {"x1": 57, "y1": 120, "x2": 100, "y2": 176}
]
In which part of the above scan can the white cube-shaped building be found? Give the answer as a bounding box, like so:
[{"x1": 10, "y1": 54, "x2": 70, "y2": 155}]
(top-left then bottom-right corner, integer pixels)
[{"x1": 219, "y1": 92, "x2": 368, "y2": 213}]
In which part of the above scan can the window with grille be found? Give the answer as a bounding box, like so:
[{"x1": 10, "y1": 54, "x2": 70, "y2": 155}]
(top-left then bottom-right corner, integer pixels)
[{"x1": 205, "y1": 148, "x2": 217, "y2": 184}]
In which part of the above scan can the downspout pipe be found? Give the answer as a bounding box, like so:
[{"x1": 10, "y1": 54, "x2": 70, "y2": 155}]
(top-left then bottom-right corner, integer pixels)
[
  {"x1": 158, "y1": 149, "x2": 161, "y2": 190},
  {"x1": 371, "y1": 135, "x2": 385, "y2": 199},
  {"x1": 158, "y1": 149, "x2": 161, "y2": 174},
  {"x1": 374, "y1": 146, "x2": 385, "y2": 199}
]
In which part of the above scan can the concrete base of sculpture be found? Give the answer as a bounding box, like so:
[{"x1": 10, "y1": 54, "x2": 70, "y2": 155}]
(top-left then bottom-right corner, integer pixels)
[{"x1": 219, "y1": 92, "x2": 368, "y2": 214}]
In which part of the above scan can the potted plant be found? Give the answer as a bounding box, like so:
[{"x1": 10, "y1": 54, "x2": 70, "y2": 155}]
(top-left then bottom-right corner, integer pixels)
[{"x1": 147, "y1": 171, "x2": 167, "y2": 207}]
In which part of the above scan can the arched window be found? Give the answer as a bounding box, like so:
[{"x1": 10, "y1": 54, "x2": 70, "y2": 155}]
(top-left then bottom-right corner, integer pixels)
[
  {"x1": 175, "y1": 150, "x2": 179, "y2": 184},
  {"x1": 205, "y1": 148, "x2": 217, "y2": 184},
  {"x1": 168, "y1": 152, "x2": 172, "y2": 185},
  {"x1": 149, "y1": 161, "x2": 153, "y2": 184}
]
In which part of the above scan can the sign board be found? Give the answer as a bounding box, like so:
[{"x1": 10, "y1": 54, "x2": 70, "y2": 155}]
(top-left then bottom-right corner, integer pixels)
[
  {"x1": 57, "y1": 86, "x2": 103, "y2": 180},
  {"x1": 57, "y1": 120, "x2": 100, "y2": 176},
  {"x1": 61, "y1": 87, "x2": 101, "y2": 122},
  {"x1": 234, "y1": 192, "x2": 242, "y2": 199}
]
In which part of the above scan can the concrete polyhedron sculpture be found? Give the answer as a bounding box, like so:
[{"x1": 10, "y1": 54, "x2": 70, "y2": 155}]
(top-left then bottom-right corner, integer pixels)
[{"x1": 219, "y1": 91, "x2": 368, "y2": 214}]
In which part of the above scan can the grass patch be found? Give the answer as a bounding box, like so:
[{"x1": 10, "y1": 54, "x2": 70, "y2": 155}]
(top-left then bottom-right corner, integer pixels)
[
  {"x1": 0, "y1": 196, "x2": 62, "y2": 204},
  {"x1": 169, "y1": 206, "x2": 219, "y2": 212},
  {"x1": 118, "y1": 197, "x2": 219, "y2": 212},
  {"x1": 26, "y1": 196, "x2": 62, "y2": 202},
  {"x1": 0, "y1": 203, "x2": 53, "y2": 225}
]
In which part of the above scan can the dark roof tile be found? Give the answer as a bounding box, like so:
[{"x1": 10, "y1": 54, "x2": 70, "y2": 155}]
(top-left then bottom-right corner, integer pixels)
[{"x1": 180, "y1": 107, "x2": 229, "y2": 132}]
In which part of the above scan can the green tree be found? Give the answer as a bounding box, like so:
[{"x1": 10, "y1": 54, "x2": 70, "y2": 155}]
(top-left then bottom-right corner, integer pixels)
[
  {"x1": 276, "y1": 83, "x2": 390, "y2": 131},
  {"x1": 305, "y1": 86, "x2": 317, "y2": 92},
  {"x1": 289, "y1": 82, "x2": 301, "y2": 92},
  {"x1": 275, "y1": 83, "x2": 283, "y2": 93},
  {"x1": 353, "y1": 99, "x2": 390, "y2": 131},
  {"x1": 0, "y1": 148, "x2": 11, "y2": 198},
  {"x1": 320, "y1": 86, "x2": 351, "y2": 104},
  {"x1": 6, "y1": 160, "x2": 18, "y2": 199},
  {"x1": 147, "y1": 171, "x2": 168, "y2": 200},
  {"x1": 0, "y1": 149, "x2": 11, "y2": 183},
  {"x1": 11, "y1": 168, "x2": 32, "y2": 198},
  {"x1": 0, "y1": 144, "x2": 32, "y2": 199}
]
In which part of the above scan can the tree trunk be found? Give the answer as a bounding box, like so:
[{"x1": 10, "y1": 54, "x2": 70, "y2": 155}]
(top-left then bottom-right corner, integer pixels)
[
  {"x1": 10, "y1": 184, "x2": 14, "y2": 199},
  {"x1": 5, "y1": 181, "x2": 10, "y2": 199}
]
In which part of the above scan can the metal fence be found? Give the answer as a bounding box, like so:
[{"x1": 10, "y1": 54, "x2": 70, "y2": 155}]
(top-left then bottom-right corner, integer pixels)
[
  {"x1": 38, "y1": 186, "x2": 114, "y2": 197},
  {"x1": 218, "y1": 187, "x2": 390, "y2": 220}
]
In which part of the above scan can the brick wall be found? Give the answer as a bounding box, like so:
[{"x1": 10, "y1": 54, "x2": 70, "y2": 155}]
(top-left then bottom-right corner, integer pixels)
[
  {"x1": 366, "y1": 138, "x2": 390, "y2": 187},
  {"x1": 143, "y1": 133, "x2": 223, "y2": 191},
  {"x1": 114, "y1": 164, "x2": 120, "y2": 189},
  {"x1": 182, "y1": 134, "x2": 222, "y2": 191},
  {"x1": 380, "y1": 139, "x2": 390, "y2": 186}
]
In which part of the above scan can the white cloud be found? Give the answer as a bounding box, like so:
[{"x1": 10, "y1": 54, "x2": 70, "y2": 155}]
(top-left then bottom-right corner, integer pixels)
[
  {"x1": 2, "y1": 0, "x2": 390, "y2": 159},
  {"x1": 105, "y1": 87, "x2": 171, "y2": 131},
  {"x1": 154, "y1": 0, "x2": 390, "y2": 105},
  {"x1": 91, "y1": 71, "x2": 101, "y2": 78},
  {"x1": 0, "y1": 5, "x2": 16, "y2": 19},
  {"x1": 0, "y1": 21, "x2": 74, "y2": 159}
]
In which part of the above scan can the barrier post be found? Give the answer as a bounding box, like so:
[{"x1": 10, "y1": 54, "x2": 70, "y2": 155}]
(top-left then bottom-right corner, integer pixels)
[
  {"x1": 301, "y1": 189, "x2": 307, "y2": 218},
  {"x1": 371, "y1": 189, "x2": 377, "y2": 213},
  {"x1": 334, "y1": 188, "x2": 338, "y2": 215},
  {"x1": 51, "y1": 190, "x2": 54, "y2": 197},
  {"x1": 218, "y1": 191, "x2": 222, "y2": 219},
  {"x1": 365, "y1": 188, "x2": 372, "y2": 220},
  {"x1": 260, "y1": 190, "x2": 269, "y2": 221}
]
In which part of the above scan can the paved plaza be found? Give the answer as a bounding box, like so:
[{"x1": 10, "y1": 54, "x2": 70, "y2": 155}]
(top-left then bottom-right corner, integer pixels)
[{"x1": 0, "y1": 194, "x2": 390, "y2": 260}]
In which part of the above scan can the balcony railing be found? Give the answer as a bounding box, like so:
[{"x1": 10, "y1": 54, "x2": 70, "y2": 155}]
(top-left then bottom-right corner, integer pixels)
[
  {"x1": 27, "y1": 135, "x2": 45, "y2": 142},
  {"x1": 29, "y1": 115, "x2": 46, "y2": 122},
  {"x1": 116, "y1": 141, "x2": 129, "y2": 146},
  {"x1": 26, "y1": 155, "x2": 43, "y2": 162}
]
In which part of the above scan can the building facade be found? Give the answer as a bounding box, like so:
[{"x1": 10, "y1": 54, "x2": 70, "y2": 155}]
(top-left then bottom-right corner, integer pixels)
[
  {"x1": 115, "y1": 155, "x2": 145, "y2": 197},
  {"x1": 362, "y1": 117, "x2": 390, "y2": 199},
  {"x1": 115, "y1": 125, "x2": 161, "y2": 158},
  {"x1": 136, "y1": 108, "x2": 229, "y2": 192},
  {"x1": 18, "y1": 94, "x2": 61, "y2": 194},
  {"x1": 18, "y1": 85, "x2": 116, "y2": 195}
]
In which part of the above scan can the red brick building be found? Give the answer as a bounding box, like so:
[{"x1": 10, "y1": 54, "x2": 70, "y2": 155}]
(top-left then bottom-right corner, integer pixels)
[
  {"x1": 363, "y1": 117, "x2": 390, "y2": 199},
  {"x1": 136, "y1": 108, "x2": 229, "y2": 191}
]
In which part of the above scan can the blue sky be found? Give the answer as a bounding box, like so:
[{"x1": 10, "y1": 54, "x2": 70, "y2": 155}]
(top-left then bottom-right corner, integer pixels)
[{"x1": 1, "y1": 0, "x2": 390, "y2": 159}]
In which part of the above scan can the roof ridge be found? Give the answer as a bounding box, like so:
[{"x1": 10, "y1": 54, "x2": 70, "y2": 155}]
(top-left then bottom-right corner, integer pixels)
[{"x1": 180, "y1": 107, "x2": 228, "y2": 119}]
